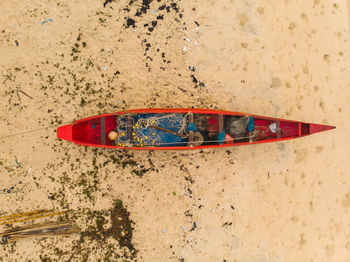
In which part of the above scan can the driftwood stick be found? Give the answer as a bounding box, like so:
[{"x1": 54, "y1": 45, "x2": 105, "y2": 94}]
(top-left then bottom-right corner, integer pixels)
[
  {"x1": 149, "y1": 125, "x2": 188, "y2": 138},
  {"x1": 16, "y1": 90, "x2": 33, "y2": 103}
]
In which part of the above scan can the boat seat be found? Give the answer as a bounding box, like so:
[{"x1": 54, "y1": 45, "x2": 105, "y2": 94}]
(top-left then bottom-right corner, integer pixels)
[
  {"x1": 208, "y1": 115, "x2": 224, "y2": 133},
  {"x1": 276, "y1": 121, "x2": 281, "y2": 139},
  {"x1": 126, "y1": 116, "x2": 134, "y2": 141},
  {"x1": 101, "y1": 117, "x2": 106, "y2": 145},
  {"x1": 188, "y1": 113, "x2": 194, "y2": 146},
  {"x1": 218, "y1": 115, "x2": 224, "y2": 133}
]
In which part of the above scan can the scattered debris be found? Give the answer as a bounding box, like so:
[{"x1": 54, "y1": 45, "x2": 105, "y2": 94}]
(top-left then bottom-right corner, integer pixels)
[
  {"x1": 14, "y1": 156, "x2": 21, "y2": 166},
  {"x1": 0, "y1": 183, "x2": 28, "y2": 194},
  {"x1": 222, "y1": 222, "x2": 233, "y2": 227},
  {"x1": 124, "y1": 17, "x2": 136, "y2": 28},
  {"x1": 6, "y1": 186, "x2": 14, "y2": 194},
  {"x1": 103, "y1": 0, "x2": 116, "y2": 8},
  {"x1": 41, "y1": 18, "x2": 53, "y2": 25}
]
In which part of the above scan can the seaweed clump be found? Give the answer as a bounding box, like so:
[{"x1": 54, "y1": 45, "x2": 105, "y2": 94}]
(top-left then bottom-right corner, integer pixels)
[{"x1": 75, "y1": 200, "x2": 135, "y2": 257}]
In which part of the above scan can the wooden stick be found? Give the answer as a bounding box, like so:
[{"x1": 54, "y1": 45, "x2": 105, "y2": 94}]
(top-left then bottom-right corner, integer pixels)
[
  {"x1": 0, "y1": 211, "x2": 67, "y2": 225},
  {"x1": 149, "y1": 125, "x2": 188, "y2": 138},
  {"x1": 1, "y1": 222, "x2": 79, "y2": 243},
  {"x1": 0, "y1": 210, "x2": 49, "y2": 222},
  {"x1": 17, "y1": 90, "x2": 33, "y2": 99}
]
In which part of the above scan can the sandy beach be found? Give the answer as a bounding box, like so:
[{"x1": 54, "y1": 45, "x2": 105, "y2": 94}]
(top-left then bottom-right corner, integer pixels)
[{"x1": 0, "y1": 0, "x2": 349, "y2": 261}]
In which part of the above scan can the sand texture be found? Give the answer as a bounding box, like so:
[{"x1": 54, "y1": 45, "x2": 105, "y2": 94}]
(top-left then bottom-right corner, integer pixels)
[{"x1": 0, "y1": 0, "x2": 349, "y2": 261}]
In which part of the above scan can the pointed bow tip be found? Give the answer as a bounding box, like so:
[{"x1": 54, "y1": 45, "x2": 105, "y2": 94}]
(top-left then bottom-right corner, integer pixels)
[
  {"x1": 57, "y1": 124, "x2": 73, "y2": 141},
  {"x1": 323, "y1": 124, "x2": 336, "y2": 131},
  {"x1": 310, "y1": 123, "x2": 336, "y2": 134}
]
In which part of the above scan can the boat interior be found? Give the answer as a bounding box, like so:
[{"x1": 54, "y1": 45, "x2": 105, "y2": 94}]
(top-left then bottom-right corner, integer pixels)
[{"x1": 72, "y1": 112, "x2": 306, "y2": 147}]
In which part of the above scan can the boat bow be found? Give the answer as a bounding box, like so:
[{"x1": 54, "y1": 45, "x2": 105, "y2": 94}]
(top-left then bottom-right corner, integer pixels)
[{"x1": 309, "y1": 123, "x2": 336, "y2": 135}]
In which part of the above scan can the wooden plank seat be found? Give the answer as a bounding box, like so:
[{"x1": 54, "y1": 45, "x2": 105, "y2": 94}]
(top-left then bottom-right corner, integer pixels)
[
  {"x1": 188, "y1": 113, "x2": 194, "y2": 146},
  {"x1": 276, "y1": 120, "x2": 281, "y2": 139},
  {"x1": 100, "y1": 117, "x2": 106, "y2": 145}
]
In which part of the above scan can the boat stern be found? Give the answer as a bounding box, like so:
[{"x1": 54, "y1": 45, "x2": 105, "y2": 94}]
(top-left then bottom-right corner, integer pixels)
[{"x1": 57, "y1": 124, "x2": 73, "y2": 141}]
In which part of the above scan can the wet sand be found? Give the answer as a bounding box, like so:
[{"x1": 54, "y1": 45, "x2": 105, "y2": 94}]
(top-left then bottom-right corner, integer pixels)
[{"x1": 0, "y1": 0, "x2": 349, "y2": 261}]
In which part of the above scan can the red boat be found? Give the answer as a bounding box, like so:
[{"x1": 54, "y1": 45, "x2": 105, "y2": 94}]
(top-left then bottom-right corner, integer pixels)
[{"x1": 57, "y1": 108, "x2": 335, "y2": 150}]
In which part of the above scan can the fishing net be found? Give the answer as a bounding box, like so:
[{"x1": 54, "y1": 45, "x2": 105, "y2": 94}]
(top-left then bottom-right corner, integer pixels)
[{"x1": 116, "y1": 113, "x2": 189, "y2": 147}]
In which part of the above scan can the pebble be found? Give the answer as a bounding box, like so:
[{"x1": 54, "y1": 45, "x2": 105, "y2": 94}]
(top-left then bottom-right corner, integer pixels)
[
  {"x1": 194, "y1": 41, "x2": 198, "y2": 46},
  {"x1": 185, "y1": 38, "x2": 190, "y2": 42}
]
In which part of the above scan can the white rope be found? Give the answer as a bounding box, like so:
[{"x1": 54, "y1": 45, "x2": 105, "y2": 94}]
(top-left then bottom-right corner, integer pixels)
[{"x1": 178, "y1": 112, "x2": 192, "y2": 135}]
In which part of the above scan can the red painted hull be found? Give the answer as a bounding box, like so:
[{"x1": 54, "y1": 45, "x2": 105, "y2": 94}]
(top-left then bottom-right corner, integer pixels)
[{"x1": 57, "y1": 108, "x2": 335, "y2": 150}]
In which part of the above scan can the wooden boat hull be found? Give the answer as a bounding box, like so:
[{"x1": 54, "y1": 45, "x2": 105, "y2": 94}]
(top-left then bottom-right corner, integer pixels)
[{"x1": 57, "y1": 108, "x2": 335, "y2": 150}]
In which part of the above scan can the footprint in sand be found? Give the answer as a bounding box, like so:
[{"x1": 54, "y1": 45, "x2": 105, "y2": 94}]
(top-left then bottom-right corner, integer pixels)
[{"x1": 294, "y1": 148, "x2": 308, "y2": 163}]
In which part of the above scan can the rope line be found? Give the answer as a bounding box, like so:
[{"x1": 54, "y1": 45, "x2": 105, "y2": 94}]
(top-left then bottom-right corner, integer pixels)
[
  {"x1": 0, "y1": 122, "x2": 72, "y2": 141},
  {"x1": 113, "y1": 127, "x2": 290, "y2": 147}
]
